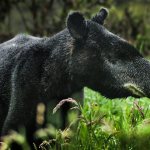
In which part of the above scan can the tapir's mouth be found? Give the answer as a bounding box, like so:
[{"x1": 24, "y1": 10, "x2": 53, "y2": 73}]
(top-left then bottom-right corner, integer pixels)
[{"x1": 123, "y1": 83, "x2": 146, "y2": 97}]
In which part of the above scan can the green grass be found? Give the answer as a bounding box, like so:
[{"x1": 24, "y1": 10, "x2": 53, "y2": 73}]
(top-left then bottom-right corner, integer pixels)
[
  {"x1": 37, "y1": 88, "x2": 150, "y2": 150},
  {"x1": 2, "y1": 88, "x2": 150, "y2": 150}
]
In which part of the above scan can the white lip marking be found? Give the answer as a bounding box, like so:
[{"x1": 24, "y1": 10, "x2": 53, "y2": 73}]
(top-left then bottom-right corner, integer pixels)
[{"x1": 124, "y1": 83, "x2": 146, "y2": 97}]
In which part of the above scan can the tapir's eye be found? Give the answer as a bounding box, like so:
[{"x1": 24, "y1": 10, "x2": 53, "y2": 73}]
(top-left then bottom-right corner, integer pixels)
[
  {"x1": 106, "y1": 50, "x2": 137, "y2": 65},
  {"x1": 115, "y1": 51, "x2": 133, "y2": 61},
  {"x1": 113, "y1": 42, "x2": 141, "y2": 61},
  {"x1": 116, "y1": 51, "x2": 129, "y2": 60}
]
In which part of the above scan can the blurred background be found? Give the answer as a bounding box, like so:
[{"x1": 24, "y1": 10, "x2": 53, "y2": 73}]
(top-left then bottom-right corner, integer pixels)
[{"x1": 0, "y1": 0, "x2": 149, "y2": 56}]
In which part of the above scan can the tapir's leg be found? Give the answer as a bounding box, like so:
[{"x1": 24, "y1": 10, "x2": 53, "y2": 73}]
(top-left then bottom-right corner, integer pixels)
[
  {"x1": 1, "y1": 89, "x2": 38, "y2": 150},
  {"x1": 1, "y1": 83, "x2": 38, "y2": 139},
  {"x1": 1, "y1": 59, "x2": 41, "y2": 148},
  {"x1": 0, "y1": 101, "x2": 8, "y2": 136},
  {"x1": 1, "y1": 94, "x2": 37, "y2": 134}
]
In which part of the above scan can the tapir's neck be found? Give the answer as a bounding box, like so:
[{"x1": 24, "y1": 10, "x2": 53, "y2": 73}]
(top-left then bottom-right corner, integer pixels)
[{"x1": 41, "y1": 29, "x2": 83, "y2": 98}]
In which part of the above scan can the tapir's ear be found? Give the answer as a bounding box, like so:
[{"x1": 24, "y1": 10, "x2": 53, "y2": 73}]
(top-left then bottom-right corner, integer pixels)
[
  {"x1": 67, "y1": 12, "x2": 88, "y2": 40},
  {"x1": 91, "y1": 8, "x2": 108, "y2": 25}
]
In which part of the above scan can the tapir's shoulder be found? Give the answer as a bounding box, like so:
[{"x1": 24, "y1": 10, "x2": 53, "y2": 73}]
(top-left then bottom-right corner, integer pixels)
[
  {"x1": 15, "y1": 34, "x2": 41, "y2": 40},
  {"x1": 0, "y1": 34, "x2": 42, "y2": 47},
  {"x1": 12, "y1": 34, "x2": 42, "y2": 45},
  {"x1": 0, "y1": 34, "x2": 47, "y2": 66}
]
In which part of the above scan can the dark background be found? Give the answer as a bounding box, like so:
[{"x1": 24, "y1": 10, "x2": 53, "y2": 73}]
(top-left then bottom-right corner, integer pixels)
[{"x1": 0, "y1": 0, "x2": 149, "y2": 56}]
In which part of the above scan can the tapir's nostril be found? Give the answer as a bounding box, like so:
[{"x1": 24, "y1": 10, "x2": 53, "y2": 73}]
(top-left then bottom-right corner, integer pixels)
[{"x1": 123, "y1": 83, "x2": 146, "y2": 97}]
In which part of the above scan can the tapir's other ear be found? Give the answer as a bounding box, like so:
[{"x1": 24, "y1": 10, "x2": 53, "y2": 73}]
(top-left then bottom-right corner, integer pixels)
[
  {"x1": 67, "y1": 12, "x2": 88, "y2": 40},
  {"x1": 91, "y1": 8, "x2": 108, "y2": 25}
]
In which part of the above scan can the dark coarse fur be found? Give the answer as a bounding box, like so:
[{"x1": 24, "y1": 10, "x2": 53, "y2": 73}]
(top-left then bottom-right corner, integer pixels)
[{"x1": 0, "y1": 8, "x2": 150, "y2": 147}]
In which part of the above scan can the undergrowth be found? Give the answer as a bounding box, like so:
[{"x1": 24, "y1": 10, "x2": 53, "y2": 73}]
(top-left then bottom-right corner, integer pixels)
[
  {"x1": 39, "y1": 88, "x2": 150, "y2": 150},
  {"x1": 1, "y1": 88, "x2": 150, "y2": 150}
]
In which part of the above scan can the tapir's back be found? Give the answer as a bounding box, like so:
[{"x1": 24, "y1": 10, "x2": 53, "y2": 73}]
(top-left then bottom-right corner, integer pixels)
[
  {"x1": 0, "y1": 34, "x2": 42, "y2": 102},
  {"x1": 0, "y1": 34, "x2": 41, "y2": 60}
]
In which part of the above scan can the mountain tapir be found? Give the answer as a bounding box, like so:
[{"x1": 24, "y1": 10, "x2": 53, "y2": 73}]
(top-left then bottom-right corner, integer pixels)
[{"x1": 0, "y1": 8, "x2": 150, "y2": 143}]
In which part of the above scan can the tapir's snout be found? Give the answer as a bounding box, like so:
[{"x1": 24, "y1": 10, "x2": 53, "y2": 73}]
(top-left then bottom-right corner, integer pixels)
[
  {"x1": 123, "y1": 58, "x2": 150, "y2": 98},
  {"x1": 123, "y1": 83, "x2": 146, "y2": 97},
  {"x1": 101, "y1": 56, "x2": 150, "y2": 99}
]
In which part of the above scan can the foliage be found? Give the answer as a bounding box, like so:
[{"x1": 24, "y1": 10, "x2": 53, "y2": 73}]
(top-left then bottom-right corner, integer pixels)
[
  {"x1": 37, "y1": 88, "x2": 150, "y2": 149},
  {"x1": 3, "y1": 80, "x2": 150, "y2": 147},
  {"x1": 2, "y1": 90, "x2": 150, "y2": 149},
  {"x1": 0, "y1": 0, "x2": 149, "y2": 56}
]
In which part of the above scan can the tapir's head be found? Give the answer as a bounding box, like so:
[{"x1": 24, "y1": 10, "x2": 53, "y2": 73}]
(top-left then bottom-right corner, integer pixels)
[{"x1": 66, "y1": 8, "x2": 150, "y2": 98}]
